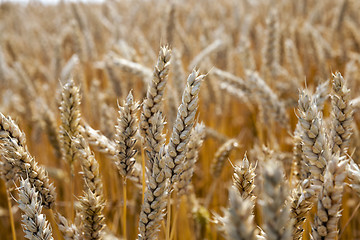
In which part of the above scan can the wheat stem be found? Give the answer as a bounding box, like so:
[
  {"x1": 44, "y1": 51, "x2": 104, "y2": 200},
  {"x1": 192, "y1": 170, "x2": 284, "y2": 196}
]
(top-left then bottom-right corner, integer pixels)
[
  {"x1": 6, "y1": 188, "x2": 17, "y2": 240},
  {"x1": 123, "y1": 178, "x2": 127, "y2": 239}
]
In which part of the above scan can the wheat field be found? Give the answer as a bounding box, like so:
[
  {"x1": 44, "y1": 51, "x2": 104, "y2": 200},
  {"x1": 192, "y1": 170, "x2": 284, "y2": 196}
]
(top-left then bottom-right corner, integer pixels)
[{"x1": 0, "y1": 0, "x2": 360, "y2": 239}]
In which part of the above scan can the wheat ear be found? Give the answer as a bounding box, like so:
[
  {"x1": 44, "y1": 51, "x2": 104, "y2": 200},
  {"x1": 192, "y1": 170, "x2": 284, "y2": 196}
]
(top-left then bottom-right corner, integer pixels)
[
  {"x1": 220, "y1": 187, "x2": 259, "y2": 240},
  {"x1": 17, "y1": 178, "x2": 54, "y2": 240},
  {"x1": 331, "y1": 72, "x2": 353, "y2": 155},
  {"x1": 348, "y1": 159, "x2": 360, "y2": 197},
  {"x1": 0, "y1": 112, "x2": 56, "y2": 208},
  {"x1": 79, "y1": 189, "x2": 106, "y2": 240},
  {"x1": 232, "y1": 154, "x2": 256, "y2": 200},
  {"x1": 109, "y1": 54, "x2": 153, "y2": 83},
  {"x1": 261, "y1": 160, "x2": 292, "y2": 240},
  {"x1": 262, "y1": 10, "x2": 279, "y2": 79},
  {"x1": 114, "y1": 91, "x2": 140, "y2": 178},
  {"x1": 285, "y1": 39, "x2": 304, "y2": 78},
  {"x1": 312, "y1": 156, "x2": 347, "y2": 240},
  {"x1": 290, "y1": 179, "x2": 315, "y2": 240},
  {"x1": 73, "y1": 135, "x2": 105, "y2": 239},
  {"x1": 172, "y1": 49, "x2": 186, "y2": 102},
  {"x1": 80, "y1": 123, "x2": 142, "y2": 186},
  {"x1": 297, "y1": 90, "x2": 328, "y2": 191},
  {"x1": 247, "y1": 71, "x2": 288, "y2": 125},
  {"x1": 211, "y1": 139, "x2": 239, "y2": 179},
  {"x1": 140, "y1": 46, "x2": 171, "y2": 170},
  {"x1": 42, "y1": 104, "x2": 62, "y2": 159},
  {"x1": 177, "y1": 122, "x2": 206, "y2": 196},
  {"x1": 138, "y1": 112, "x2": 168, "y2": 240},
  {"x1": 56, "y1": 213, "x2": 80, "y2": 240},
  {"x1": 73, "y1": 135, "x2": 103, "y2": 196},
  {"x1": 59, "y1": 78, "x2": 82, "y2": 173},
  {"x1": 165, "y1": 69, "x2": 205, "y2": 184}
]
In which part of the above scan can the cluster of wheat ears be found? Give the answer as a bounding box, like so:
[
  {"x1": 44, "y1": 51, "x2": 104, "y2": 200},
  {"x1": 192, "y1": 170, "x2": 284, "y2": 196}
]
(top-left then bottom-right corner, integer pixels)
[{"x1": 1, "y1": 0, "x2": 360, "y2": 239}]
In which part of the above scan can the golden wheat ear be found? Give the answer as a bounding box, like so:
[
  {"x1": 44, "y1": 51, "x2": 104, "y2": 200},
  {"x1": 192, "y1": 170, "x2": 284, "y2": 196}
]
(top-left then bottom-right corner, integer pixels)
[
  {"x1": 177, "y1": 122, "x2": 206, "y2": 196},
  {"x1": 0, "y1": 112, "x2": 56, "y2": 209},
  {"x1": 211, "y1": 139, "x2": 239, "y2": 179},
  {"x1": 232, "y1": 154, "x2": 256, "y2": 200},
  {"x1": 140, "y1": 46, "x2": 171, "y2": 172},
  {"x1": 219, "y1": 187, "x2": 259, "y2": 240},
  {"x1": 261, "y1": 160, "x2": 293, "y2": 240},
  {"x1": 165, "y1": 69, "x2": 205, "y2": 184},
  {"x1": 59, "y1": 78, "x2": 82, "y2": 174},
  {"x1": 56, "y1": 213, "x2": 80, "y2": 240},
  {"x1": 138, "y1": 111, "x2": 168, "y2": 240},
  {"x1": 312, "y1": 156, "x2": 347, "y2": 239},
  {"x1": 114, "y1": 91, "x2": 140, "y2": 179},
  {"x1": 297, "y1": 90, "x2": 328, "y2": 192},
  {"x1": 73, "y1": 135, "x2": 106, "y2": 239},
  {"x1": 17, "y1": 177, "x2": 54, "y2": 240},
  {"x1": 330, "y1": 72, "x2": 353, "y2": 155}
]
